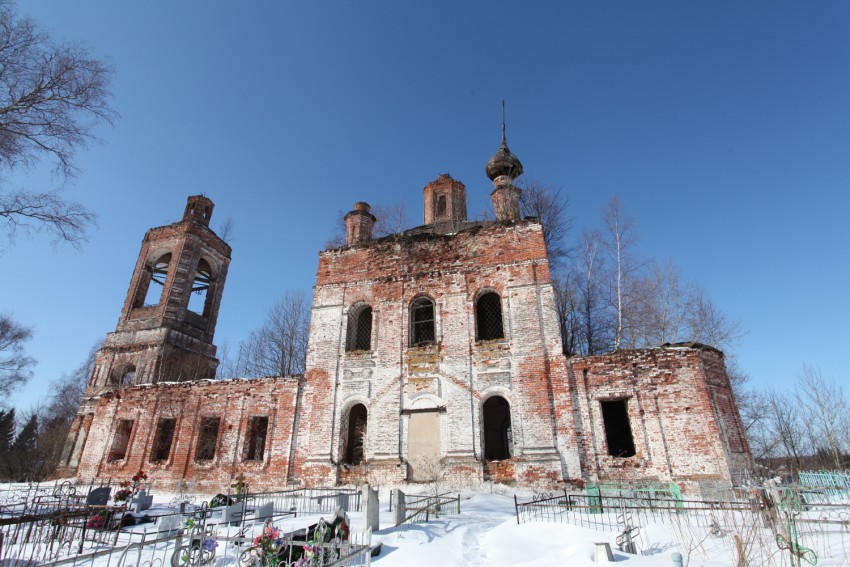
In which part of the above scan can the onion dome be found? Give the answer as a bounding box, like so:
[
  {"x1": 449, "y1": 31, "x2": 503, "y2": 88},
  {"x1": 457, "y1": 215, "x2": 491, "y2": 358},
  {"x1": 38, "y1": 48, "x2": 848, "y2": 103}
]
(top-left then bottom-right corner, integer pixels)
[
  {"x1": 485, "y1": 139, "x2": 524, "y2": 181},
  {"x1": 485, "y1": 101, "x2": 523, "y2": 182}
]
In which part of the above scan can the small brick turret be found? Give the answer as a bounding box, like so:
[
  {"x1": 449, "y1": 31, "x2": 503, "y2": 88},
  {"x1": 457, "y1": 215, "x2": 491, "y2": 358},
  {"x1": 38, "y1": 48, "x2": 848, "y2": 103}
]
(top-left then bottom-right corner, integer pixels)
[
  {"x1": 423, "y1": 174, "x2": 467, "y2": 232},
  {"x1": 344, "y1": 202, "x2": 376, "y2": 245},
  {"x1": 183, "y1": 195, "x2": 214, "y2": 226}
]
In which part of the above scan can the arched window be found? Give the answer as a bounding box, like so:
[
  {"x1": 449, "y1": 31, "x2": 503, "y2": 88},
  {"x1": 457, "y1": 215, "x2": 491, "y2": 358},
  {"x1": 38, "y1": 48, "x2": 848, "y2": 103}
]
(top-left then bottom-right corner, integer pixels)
[
  {"x1": 111, "y1": 364, "x2": 136, "y2": 387},
  {"x1": 187, "y1": 258, "x2": 213, "y2": 316},
  {"x1": 476, "y1": 291, "x2": 504, "y2": 341},
  {"x1": 346, "y1": 304, "x2": 373, "y2": 352},
  {"x1": 410, "y1": 297, "x2": 435, "y2": 346},
  {"x1": 343, "y1": 404, "x2": 367, "y2": 465},
  {"x1": 436, "y1": 194, "x2": 447, "y2": 218},
  {"x1": 133, "y1": 253, "x2": 171, "y2": 308},
  {"x1": 483, "y1": 396, "x2": 512, "y2": 460}
]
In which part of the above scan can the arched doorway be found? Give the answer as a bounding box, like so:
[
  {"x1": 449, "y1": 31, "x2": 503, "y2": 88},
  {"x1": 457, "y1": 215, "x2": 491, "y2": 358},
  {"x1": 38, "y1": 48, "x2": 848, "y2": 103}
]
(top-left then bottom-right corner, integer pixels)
[
  {"x1": 343, "y1": 404, "x2": 367, "y2": 465},
  {"x1": 482, "y1": 396, "x2": 512, "y2": 461}
]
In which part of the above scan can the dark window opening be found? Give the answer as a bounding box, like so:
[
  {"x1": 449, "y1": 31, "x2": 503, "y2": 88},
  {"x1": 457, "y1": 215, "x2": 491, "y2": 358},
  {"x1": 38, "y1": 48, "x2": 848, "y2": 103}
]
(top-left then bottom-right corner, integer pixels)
[
  {"x1": 110, "y1": 364, "x2": 136, "y2": 387},
  {"x1": 476, "y1": 291, "x2": 504, "y2": 341},
  {"x1": 243, "y1": 416, "x2": 269, "y2": 461},
  {"x1": 108, "y1": 419, "x2": 134, "y2": 462},
  {"x1": 483, "y1": 396, "x2": 512, "y2": 460},
  {"x1": 195, "y1": 417, "x2": 220, "y2": 461},
  {"x1": 436, "y1": 194, "x2": 447, "y2": 218},
  {"x1": 150, "y1": 418, "x2": 177, "y2": 462},
  {"x1": 346, "y1": 304, "x2": 373, "y2": 352},
  {"x1": 187, "y1": 258, "x2": 212, "y2": 316},
  {"x1": 135, "y1": 253, "x2": 171, "y2": 308},
  {"x1": 342, "y1": 404, "x2": 367, "y2": 465},
  {"x1": 410, "y1": 297, "x2": 435, "y2": 346},
  {"x1": 600, "y1": 399, "x2": 636, "y2": 457}
]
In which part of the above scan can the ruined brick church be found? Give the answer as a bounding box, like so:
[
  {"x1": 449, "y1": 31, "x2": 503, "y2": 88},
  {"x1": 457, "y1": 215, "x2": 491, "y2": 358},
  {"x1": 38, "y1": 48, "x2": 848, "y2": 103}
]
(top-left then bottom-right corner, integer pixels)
[{"x1": 58, "y1": 132, "x2": 752, "y2": 495}]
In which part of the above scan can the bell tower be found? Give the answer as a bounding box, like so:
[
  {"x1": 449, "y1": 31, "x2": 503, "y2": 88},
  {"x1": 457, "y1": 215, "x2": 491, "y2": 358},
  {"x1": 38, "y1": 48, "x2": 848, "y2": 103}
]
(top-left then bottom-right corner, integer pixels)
[{"x1": 88, "y1": 195, "x2": 232, "y2": 390}]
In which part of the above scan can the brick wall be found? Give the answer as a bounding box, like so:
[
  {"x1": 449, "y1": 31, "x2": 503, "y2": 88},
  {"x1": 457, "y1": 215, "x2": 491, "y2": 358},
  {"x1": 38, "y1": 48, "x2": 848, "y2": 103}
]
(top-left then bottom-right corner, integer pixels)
[
  {"x1": 563, "y1": 345, "x2": 753, "y2": 493},
  {"x1": 75, "y1": 377, "x2": 300, "y2": 493},
  {"x1": 302, "y1": 219, "x2": 565, "y2": 488}
]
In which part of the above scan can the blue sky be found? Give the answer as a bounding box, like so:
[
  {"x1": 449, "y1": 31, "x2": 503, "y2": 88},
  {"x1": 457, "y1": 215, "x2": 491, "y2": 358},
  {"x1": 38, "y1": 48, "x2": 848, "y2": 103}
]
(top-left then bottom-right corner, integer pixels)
[{"x1": 1, "y1": 1, "x2": 848, "y2": 410}]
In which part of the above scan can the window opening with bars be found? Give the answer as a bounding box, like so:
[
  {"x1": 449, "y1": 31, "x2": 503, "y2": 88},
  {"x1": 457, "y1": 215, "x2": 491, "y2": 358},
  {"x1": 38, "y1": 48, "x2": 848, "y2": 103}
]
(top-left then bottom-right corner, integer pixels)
[
  {"x1": 135, "y1": 253, "x2": 171, "y2": 308},
  {"x1": 476, "y1": 291, "x2": 504, "y2": 341},
  {"x1": 346, "y1": 304, "x2": 373, "y2": 351},
  {"x1": 150, "y1": 418, "x2": 176, "y2": 462},
  {"x1": 195, "y1": 416, "x2": 220, "y2": 461},
  {"x1": 243, "y1": 416, "x2": 269, "y2": 461},
  {"x1": 187, "y1": 258, "x2": 212, "y2": 316},
  {"x1": 410, "y1": 297, "x2": 435, "y2": 346}
]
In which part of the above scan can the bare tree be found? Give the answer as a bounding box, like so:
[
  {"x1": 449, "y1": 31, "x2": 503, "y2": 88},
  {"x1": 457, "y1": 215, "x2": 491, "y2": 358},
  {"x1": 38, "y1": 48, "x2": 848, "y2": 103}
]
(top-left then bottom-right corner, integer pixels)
[
  {"x1": 325, "y1": 198, "x2": 411, "y2": 248},
  {"x1": 601, "y1": 197, "x2": 639, "y2": 350},
  {"x1": 764, "y1": 387, "x2": 807, "y2": 475},
  {"x1": 372, "y1": 199, "x2": 410, "y2": 238},
  {"x1": 634, "y1": 260, "x2": 688, "y2": 346},
  {"x1": 518, "y1": 180, "x2": 571, "y2": 269},
  {"x1": 796, "y1": 365, "x2": 848, "y2": 470},
  {"x1": 241, "y1": 291, "x2": 311, "y2": 377},
  {"x1": 0, "y1": 313, "x2": 35, "y2": 405},
  {"x1": 684, "y1": 284, "x2": 744, "y2": 352},
  {"x1": 575, "y1": 228, "x2": 612, "y2": 355},
  {"x1": 27, "y1": 340, "x2": 100, "y2": 478},
  {"x1": 551, "y1": 272, "x2": 581, "y2": 356},
  {"x1": 216, "y1": 216, "x2": 235, "y2": 244},
  {"x1": 0, "y1": 0, "x2": 116, "y2": 247}
]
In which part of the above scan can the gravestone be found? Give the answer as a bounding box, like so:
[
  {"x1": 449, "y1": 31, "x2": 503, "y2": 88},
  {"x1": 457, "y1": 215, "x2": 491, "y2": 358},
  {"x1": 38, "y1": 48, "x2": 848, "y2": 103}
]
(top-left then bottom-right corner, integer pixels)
[
  {"x1": 255, "y1": 501, "x2": 274, "y2": 523},
  {"x1": 224, "y1": 501, "x2": 244, "y2": 526},
  {"x1": 157, "y1": 514, "x2": 181, "y2": 536},
  {"x1": 86, "y1": 487, "x2": 111, "y2": 506},
  {"x1": 391, "y1": 489, "x2": 406, "y2": 526},
  {"x1": 131, "y1": 489, "x2": 153, "y2": 512},
  {"x1": 361, "y1": 483, "x2": 379, "y2": 532}
]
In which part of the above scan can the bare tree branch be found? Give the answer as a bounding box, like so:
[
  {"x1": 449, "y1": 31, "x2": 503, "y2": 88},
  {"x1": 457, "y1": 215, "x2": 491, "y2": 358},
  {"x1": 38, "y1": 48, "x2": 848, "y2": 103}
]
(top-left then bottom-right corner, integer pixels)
[
  {"x1": 0, "y1": 188, "x2": 95, "y2": 247},
  {"x1": 518, "y1": 179, "x2": 571, "y2": 270},
  {"x1": 0, "y1": 1, "x2": 116, "y2": 247},
  {"x1": 0, "y1": 312, "x2": 35, "y2": 405},
  {"x1": 241, "y1": 291, "x2": 311, "y2": 377}
]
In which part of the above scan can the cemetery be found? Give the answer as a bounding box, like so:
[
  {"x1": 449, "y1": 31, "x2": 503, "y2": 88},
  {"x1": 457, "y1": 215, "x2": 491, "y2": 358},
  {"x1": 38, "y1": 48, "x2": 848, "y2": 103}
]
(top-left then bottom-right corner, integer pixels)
[{"x1": 1, "y1": 471, "x2": 849, "y2": 566}]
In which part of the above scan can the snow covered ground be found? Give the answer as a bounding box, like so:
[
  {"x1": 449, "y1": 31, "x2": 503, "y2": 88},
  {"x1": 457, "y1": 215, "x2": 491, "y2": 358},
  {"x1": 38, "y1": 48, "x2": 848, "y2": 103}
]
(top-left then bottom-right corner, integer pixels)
[
  {"x1": 365, "y1": 492, "x2": 849, "y2": 566},
  {"x1": 2, "y1": 485, "x2": 849, "y2": 566}
]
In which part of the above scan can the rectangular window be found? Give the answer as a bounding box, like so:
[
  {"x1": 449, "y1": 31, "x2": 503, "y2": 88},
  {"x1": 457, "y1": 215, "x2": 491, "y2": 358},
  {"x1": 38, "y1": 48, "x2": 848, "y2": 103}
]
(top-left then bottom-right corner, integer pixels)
[
  {"x1": 195, "y1": 417, "x2": 220, "y2": 461},
  {"x1": 107, "y1": 419, "x2": 134, "y2": 462},
  {"x1": 600, "y1": 400, "x2": 636, "y2": 458},
  {"x1": 150, "y1": 418, "x2": 177, "y2": 462},
  {"x1": 243, "y1": 416, "x2": 269, "y2": 461}
]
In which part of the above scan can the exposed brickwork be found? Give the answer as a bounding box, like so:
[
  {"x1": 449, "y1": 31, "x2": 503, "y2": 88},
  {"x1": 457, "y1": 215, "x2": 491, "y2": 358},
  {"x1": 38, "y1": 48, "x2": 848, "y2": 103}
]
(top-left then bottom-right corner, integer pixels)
[
  {"x1": 87, "y1": 195, "x2": 231, "y2": 393},
  {"x1": 74, "y1": 378, "x2": 300, "y2": 493},
  {"x1": 64, "y1": 174, "x2": 752, "y2": 496},
  {"x1": 563, "y1": 345, "x2": 752, "y2": 493}
]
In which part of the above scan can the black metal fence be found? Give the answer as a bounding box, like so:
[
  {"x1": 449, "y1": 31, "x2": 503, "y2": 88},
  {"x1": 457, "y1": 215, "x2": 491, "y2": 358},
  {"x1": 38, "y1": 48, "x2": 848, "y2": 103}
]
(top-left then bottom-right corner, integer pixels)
[{"x1": 1, "y1": 484, "x2": 368, "y2": 566}]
